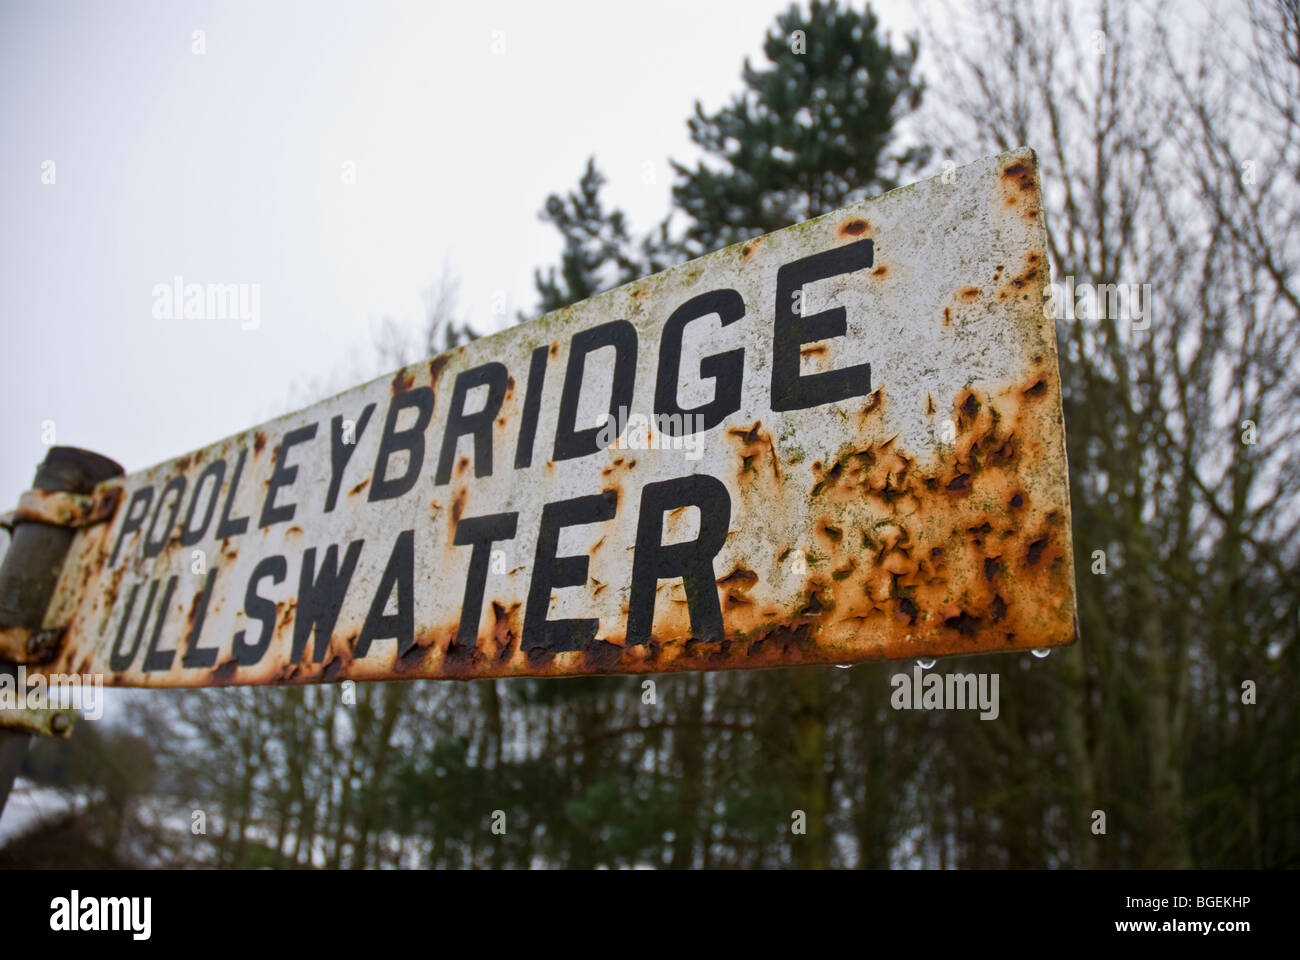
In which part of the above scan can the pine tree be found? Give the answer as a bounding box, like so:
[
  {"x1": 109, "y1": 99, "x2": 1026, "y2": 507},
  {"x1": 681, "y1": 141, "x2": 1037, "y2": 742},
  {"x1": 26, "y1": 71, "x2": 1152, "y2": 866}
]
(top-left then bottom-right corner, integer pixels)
[
  {"x1": 531, "y1": 157, "x2": 645, "y2": 314},
  {"x1": 670, "y1": 0, "x2": 928, "y2": 255}
]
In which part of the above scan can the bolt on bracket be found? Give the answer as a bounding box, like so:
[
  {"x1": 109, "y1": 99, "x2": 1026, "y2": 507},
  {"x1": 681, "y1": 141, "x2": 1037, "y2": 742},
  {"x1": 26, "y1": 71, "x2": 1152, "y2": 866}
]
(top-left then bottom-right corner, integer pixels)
[
  {"x1": 0, "y1": 625, "x2": 68, "y2": 665},
  {"x1": 0, "y1": 704, "x2": 77, "y2": 739},
  {"x1": 0, "y1": 482, "x2": 123, "y2": 532}
]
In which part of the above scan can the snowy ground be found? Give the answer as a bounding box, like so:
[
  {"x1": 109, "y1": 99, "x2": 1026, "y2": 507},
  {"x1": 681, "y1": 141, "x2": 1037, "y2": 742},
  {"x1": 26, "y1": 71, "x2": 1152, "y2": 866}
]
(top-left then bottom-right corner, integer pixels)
[{"x1": 0, "y1": 778, "x2": 86, "y2": 847}]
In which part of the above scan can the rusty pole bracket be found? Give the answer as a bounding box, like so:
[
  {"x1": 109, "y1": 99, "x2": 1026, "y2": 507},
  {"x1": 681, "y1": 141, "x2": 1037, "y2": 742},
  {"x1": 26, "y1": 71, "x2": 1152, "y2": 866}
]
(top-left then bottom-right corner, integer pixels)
[
  {"x1": 0, "y1": 481, "x2": 121, "y2": 664},
  {"x1": 0, "y1": 447, "x2": 123, "y2": 819},
  {"x1": 0, "y1": 481, "x2": 122, "y2": 533},
  {"x1": 0, "y1": 705, "x2": 77, "y2": 739},
  {"x1": 0, "y1": 625, "x2": 67, "y2": 665}
]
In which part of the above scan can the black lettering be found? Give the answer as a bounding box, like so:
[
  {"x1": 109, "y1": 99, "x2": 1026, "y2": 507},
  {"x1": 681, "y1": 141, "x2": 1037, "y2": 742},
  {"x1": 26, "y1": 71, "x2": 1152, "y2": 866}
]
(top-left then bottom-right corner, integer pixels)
[
  {"x1": 231, "y1": 555, "x2": 286, "y2": 666},
  {"x1": 771, "y1": 238, "x2": 873, "y2": 411},
  {"x1": 369, "y1": 389, "x2": 434, "y2": 502},
  {"x1": 142, "y1": 576, "x2": 180, "y2": 672},
  {"x1": 553, "y1": 320, "x2": 637, "y2": 462},
  {"x1": 355, "y1": 529, "x2": 415, "y2": 659},
  {"x1": 110, "y1": 486, "x2": 153, "y2": 565},
  {"x1": 181, "y1": 568, "x2": 220, "y2": 668},
  {"x1": 452, "y1": 512, "x2": 518, "y2": 652},
  {"x1": 524, "y1": 490, "x2": 617, "y2": 653},
  {"x1": 655, "y1": 289, "x2": 745, "y2": 433},
  {"x1": 215, "y1": 449, "x2": 252, "y2": 539},
  {"x1": 435, "y1": 362, "x2": 509, "y2": 485},
  {"x1": 109, "y1": 580, "x2": 148, "y2": 672},
  {"x1": 514, "y1": 345, "x2": 549, "y2": 469},
  {"x1": 180, "y1": 460, "x2": 225, "y2": 547},
  {"x1": 259, "y1": 423, "x2": 318, "y2": 528},
  {"x1": 325, "y1": 404, "x2": 375, "y2": 512},
  {"x1": 293, "y1": 540, "x2": 364, "y2": 664},
  {"x1": 627, "y1": 475, "x2": 731, "y2": 645},
  {"x1": 143, "y1": 476, "x2": 186, "y2": 559}
]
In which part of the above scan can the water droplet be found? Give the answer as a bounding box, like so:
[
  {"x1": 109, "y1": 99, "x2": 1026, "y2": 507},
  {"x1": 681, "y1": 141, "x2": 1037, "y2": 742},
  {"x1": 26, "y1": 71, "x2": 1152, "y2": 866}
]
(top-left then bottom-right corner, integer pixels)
[
  {"x1": 1031, "y1": 648, "x2": 1051, "y2": 659},
  {"x1": 916, "y1": 658, "x2": 936, "y2": 669},
  {"x1": 835, "y1": 663, "x2": 854, "y2": 669}
]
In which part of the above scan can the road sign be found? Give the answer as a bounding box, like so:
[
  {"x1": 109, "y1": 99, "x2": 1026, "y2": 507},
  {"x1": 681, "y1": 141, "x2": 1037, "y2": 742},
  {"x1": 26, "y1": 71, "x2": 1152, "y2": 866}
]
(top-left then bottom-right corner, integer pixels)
[{"x1": 30, "y1": 147, "x2": 1075, "y2": 687}]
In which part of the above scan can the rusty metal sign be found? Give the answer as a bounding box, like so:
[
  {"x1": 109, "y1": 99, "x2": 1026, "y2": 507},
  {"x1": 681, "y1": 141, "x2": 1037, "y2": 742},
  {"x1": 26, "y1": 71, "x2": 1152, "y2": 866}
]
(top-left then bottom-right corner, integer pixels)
[{"x1": 28, "y1": 148, "x2": 1075, "y2": 688}]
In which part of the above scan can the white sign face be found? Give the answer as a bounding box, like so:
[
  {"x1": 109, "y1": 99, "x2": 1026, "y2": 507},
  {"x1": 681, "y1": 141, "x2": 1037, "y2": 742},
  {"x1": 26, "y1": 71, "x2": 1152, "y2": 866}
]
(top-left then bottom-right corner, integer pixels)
[{"x1": 37, "y1": 148, "x2": 1075, "y2": 688}]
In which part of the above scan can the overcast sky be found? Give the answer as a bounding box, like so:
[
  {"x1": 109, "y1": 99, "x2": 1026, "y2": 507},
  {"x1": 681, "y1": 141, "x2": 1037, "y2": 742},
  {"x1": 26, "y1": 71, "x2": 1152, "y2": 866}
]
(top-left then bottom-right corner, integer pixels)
[{"x1": 0, "y1": 0, "x2": 930, "y2": 507}]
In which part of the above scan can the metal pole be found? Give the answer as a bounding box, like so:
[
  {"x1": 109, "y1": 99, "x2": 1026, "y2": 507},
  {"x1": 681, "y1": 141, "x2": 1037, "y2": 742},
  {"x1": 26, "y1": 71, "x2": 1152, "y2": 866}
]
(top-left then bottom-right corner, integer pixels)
[{"x1": 0, "y1": 446, "x2": 122, "y2": 820}]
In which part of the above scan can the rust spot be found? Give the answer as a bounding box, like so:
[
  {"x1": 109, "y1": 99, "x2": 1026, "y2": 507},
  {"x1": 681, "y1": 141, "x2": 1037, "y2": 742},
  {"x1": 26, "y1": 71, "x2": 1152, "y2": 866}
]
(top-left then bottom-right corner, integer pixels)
[
  {"x1": 799, "y1": 589, "x2": 825, "y2": 617},
  {"x1": 800, "y1": 343, "x2": 828, "y2": 357},
  {"x1": 429, "y1": 354, "x2": 450, "y2": 390},
  {"x1": 211, "y1": 659, "x2": 238, "y2": 684},
  {"x1": 727, "y1": 421, "x2": 781, "y2": 482},
  {"x1": 491, "y1": 602, "x2": 515, "y2": 662},
  {"x1": 1023, "y1": 379, "x2": 1047, "y2": 398},
  {"x1": 457, "y1": 456, "x2": 470, "y2": 476},
  {"x1": 871, "y1": 264, "x2": 888, "y2": 278},
  {"x1": 391, "y1": 369, "x2": 414, "y2": 394},
  {"x1": 943, "y1": 306, "x2": 952, "y2": 325},
  {"x1": 451, "y1": 488, "x2": 467, "y2": 526},
  {"x1": 944, "y1": 610, "x2": 981, "y2": 635},
  {"x1": 526, "y1": 645, "x2": 555, "y2": 669},
  {"x1": 253, "y1": 432, "x2": 267, "y2": 455},
  {"x1": 582, "y1": 640, "x2": 624, "y2": 671},
  {"x1": 1009, "y1": 492, "x2": 1025, "y2": 510},
  {"x1": 839, "y1": 218, "x2": 869, "y2": 237},
  {"x1": 983, "y1": 557, "x2": 1001, "y2": 581},
  {"x1": 392, "y1": 640, "x2": 428, "y2": 671},
  {"x1": 349, "y1": 477, "x2": 370, "y2": 496},
  {"x1": 958, "y1": 286, "x2": 980, "y2": 302},
  {"x1": 1002, "y1": 253, "x2": 1043, "y2": 296},
  {"x1": 1026, "y1": 536, "x2": 1049, "y2": 566},
  {"x1": 991, "y1": 595, "x2": 1008, "y2": 622},
  {"x1": 1002, "y1": 161, "x2": 1035, "y2": 192}
]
